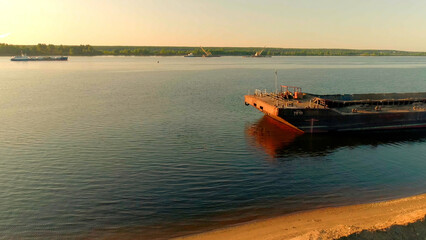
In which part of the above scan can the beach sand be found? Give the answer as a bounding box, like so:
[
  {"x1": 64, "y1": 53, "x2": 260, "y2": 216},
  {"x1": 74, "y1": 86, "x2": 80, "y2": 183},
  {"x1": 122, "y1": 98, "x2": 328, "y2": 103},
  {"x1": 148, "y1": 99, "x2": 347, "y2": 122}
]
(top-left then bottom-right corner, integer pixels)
[{"x1": 175, "y1": 193, "x2": 426, "y2": 240}]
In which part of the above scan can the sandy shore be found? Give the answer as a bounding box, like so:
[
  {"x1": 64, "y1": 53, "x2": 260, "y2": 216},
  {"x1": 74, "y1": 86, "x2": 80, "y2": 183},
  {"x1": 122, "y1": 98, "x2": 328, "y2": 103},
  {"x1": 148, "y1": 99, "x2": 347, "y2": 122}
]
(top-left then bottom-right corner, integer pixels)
[{"x1": 175, "y1": 193, "x2": 426, "y2": 240}]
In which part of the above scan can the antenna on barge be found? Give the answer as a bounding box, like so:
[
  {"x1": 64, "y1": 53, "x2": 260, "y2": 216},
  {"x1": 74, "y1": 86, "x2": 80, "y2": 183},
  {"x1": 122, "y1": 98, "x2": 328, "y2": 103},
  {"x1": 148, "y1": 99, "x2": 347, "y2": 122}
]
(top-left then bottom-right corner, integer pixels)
[{"x1": 274, "y1": 69, "x2": 278, "y2": 94}]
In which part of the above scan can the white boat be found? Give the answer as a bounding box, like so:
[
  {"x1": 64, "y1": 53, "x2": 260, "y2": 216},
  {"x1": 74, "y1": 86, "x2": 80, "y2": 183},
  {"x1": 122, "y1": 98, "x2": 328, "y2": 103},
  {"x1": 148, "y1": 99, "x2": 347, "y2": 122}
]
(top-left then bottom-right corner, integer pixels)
[{"x1": 184, "y1": 53, "x2": 195, "y2": 57}]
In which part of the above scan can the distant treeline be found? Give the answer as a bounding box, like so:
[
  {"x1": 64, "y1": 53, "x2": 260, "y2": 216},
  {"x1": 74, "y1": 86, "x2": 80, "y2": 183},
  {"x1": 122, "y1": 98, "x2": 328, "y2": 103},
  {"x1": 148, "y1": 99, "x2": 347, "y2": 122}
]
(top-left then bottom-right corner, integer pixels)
[
  {"x1": 0, "y1": 43, "x2": 100, "y2": 56},
  {"x1": 1, "y1": 43, "x2": 426, "y2": 56}
]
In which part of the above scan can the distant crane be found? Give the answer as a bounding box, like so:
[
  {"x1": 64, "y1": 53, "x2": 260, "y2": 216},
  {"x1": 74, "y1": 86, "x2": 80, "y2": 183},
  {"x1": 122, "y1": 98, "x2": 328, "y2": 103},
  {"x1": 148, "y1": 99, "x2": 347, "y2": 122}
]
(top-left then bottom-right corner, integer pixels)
[
  {"x1": 246, "y1": 46, "x2": 271, "y2": 58},
  {"x1": 200, "y1": 46, "x2": 212, "y2": 57},
  {"x1": 254, "y1": 47, "x2": 266, "y2": 57}
]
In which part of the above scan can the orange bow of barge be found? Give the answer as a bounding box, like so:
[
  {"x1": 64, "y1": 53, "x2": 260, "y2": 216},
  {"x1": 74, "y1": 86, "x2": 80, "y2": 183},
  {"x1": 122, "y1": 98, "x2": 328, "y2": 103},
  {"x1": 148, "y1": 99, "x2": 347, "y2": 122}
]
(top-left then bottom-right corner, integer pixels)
[{"x1": 245, "y1": 86, "x2": 426, "y2": 133}]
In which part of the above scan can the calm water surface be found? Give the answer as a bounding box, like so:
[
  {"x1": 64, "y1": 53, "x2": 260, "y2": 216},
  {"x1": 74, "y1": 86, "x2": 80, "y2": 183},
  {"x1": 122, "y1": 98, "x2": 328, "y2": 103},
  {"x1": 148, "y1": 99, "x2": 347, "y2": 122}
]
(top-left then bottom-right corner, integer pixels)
[{"x1": 0, "y1": 56, "x2": 425, "y2": 239}]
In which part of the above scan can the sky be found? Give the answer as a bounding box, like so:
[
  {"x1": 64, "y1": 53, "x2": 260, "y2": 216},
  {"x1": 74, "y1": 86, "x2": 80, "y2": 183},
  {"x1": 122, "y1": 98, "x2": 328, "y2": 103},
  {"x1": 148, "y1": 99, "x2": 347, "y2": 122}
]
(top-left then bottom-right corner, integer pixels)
[{"x1": 1, "y1": 0, "x2": 426, "y2": 51}]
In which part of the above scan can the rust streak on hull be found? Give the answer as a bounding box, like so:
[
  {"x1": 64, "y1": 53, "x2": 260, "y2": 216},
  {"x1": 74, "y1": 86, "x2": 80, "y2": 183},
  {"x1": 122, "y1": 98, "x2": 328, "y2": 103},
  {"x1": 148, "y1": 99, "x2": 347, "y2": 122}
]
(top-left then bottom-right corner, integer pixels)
[{"x1": 244, "y1": 95, "x2": 304, "y2": 133}]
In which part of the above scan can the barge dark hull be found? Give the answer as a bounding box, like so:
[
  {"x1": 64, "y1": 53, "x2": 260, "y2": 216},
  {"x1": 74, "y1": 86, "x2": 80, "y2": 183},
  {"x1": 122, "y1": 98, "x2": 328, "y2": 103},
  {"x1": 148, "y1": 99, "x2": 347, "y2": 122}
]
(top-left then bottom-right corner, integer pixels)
[
  {"x1": 278, "y1": 108, "x2": 426, "y2": 133},
  {"x1": 11, "y1": 57, "x2": 68, "y2": 61}
]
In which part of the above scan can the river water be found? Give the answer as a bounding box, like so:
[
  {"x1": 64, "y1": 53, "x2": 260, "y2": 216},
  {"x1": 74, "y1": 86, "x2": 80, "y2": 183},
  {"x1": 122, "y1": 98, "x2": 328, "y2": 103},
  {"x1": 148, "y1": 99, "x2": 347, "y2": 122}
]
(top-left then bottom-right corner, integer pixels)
[{"x1": 0, "y1": 56, "x2": 425, "y2": 239}]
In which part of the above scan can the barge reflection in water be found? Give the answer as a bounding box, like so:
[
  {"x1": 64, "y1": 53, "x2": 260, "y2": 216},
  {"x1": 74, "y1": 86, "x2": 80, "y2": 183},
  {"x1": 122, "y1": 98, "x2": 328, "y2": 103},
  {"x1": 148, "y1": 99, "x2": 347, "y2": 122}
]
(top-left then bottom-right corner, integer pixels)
[{"x1": 246, "y1": 116, "x2": 426, "y2": 159}]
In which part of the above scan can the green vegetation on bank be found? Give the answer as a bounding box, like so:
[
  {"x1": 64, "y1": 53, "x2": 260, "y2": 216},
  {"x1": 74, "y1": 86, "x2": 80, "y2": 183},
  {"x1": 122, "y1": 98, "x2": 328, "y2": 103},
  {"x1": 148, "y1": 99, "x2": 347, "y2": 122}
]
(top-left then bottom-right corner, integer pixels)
[
  {"x1": 0, "y1": 44, "x2": 100, "y2": 56},
  {"x1": 1, "y1": 43, "x2": 426, "y2": 56}
]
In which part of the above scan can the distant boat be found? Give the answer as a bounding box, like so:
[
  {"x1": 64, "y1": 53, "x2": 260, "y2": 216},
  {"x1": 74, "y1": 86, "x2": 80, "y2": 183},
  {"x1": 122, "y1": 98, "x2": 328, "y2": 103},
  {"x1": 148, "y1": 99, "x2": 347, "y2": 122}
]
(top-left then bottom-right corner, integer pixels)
[
  {"x1": 184, "y1": 53, "x2": 196, "y2": 57},
  {"x1": 243, "y1": 55, "x2": 272, "y2": 58},
  {"x1": 11, "y1": 52, "x2": 68, "y2": 61},
  {"x1": 244, "y1": 47, "x2": 272, "y2": 58}
]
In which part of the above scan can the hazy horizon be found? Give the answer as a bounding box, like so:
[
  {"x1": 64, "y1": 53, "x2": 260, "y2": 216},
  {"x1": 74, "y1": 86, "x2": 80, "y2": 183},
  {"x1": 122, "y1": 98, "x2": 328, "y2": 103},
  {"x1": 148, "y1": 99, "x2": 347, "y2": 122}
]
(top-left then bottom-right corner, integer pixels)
[
  {"x1": 2, "y1": 0, "x2": 426, "y2": 51},
  {"x1": 2, "y1": 43, "x2": 426, "y2": 53}
]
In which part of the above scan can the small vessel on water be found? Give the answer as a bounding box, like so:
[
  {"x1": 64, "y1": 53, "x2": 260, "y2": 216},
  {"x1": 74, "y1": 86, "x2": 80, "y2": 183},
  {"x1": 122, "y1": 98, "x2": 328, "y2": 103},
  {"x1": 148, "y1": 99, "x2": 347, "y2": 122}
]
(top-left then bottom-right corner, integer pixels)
[
  {"x1": 244, "y1": 47, "x2": 271, "y2": 58},
  {"x1": 184, "y1": 53, "x2": 196, "y2": 57},
  {"x1": 245, "y1": 86, "x2": 426, "y2": 133},
  {"x1": 11, "y1": 52, "x2": 68, "y2": 61}
]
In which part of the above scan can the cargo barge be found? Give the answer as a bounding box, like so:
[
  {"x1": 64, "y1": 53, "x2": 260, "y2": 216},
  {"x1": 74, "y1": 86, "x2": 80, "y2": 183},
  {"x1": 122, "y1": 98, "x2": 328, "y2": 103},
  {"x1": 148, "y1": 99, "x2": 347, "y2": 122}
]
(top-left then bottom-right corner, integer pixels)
[
  {"x1": 245, "y1": 86, "x2": 426, "y2": 133},
  {"x1": 11, "y1": 53, "x2": 68, "y2": 61}
]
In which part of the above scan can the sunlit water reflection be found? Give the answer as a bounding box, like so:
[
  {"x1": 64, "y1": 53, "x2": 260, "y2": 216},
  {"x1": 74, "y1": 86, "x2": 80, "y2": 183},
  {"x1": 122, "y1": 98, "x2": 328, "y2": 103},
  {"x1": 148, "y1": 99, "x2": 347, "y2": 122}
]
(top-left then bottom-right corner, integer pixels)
[{"x1": 0, "y1": 56, "x2": 425, "y2": 239}]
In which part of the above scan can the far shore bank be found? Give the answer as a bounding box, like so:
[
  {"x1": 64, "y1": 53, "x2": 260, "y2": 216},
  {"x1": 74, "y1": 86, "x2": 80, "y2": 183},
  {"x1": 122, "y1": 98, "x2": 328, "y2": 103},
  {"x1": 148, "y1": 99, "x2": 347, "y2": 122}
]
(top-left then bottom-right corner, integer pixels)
[
  {"x1": 3, "y1": 43, "x2": 426, "y2": 57},
  {"x1": 174, "y1": 193, "x2": 426, "y2": 240}
]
